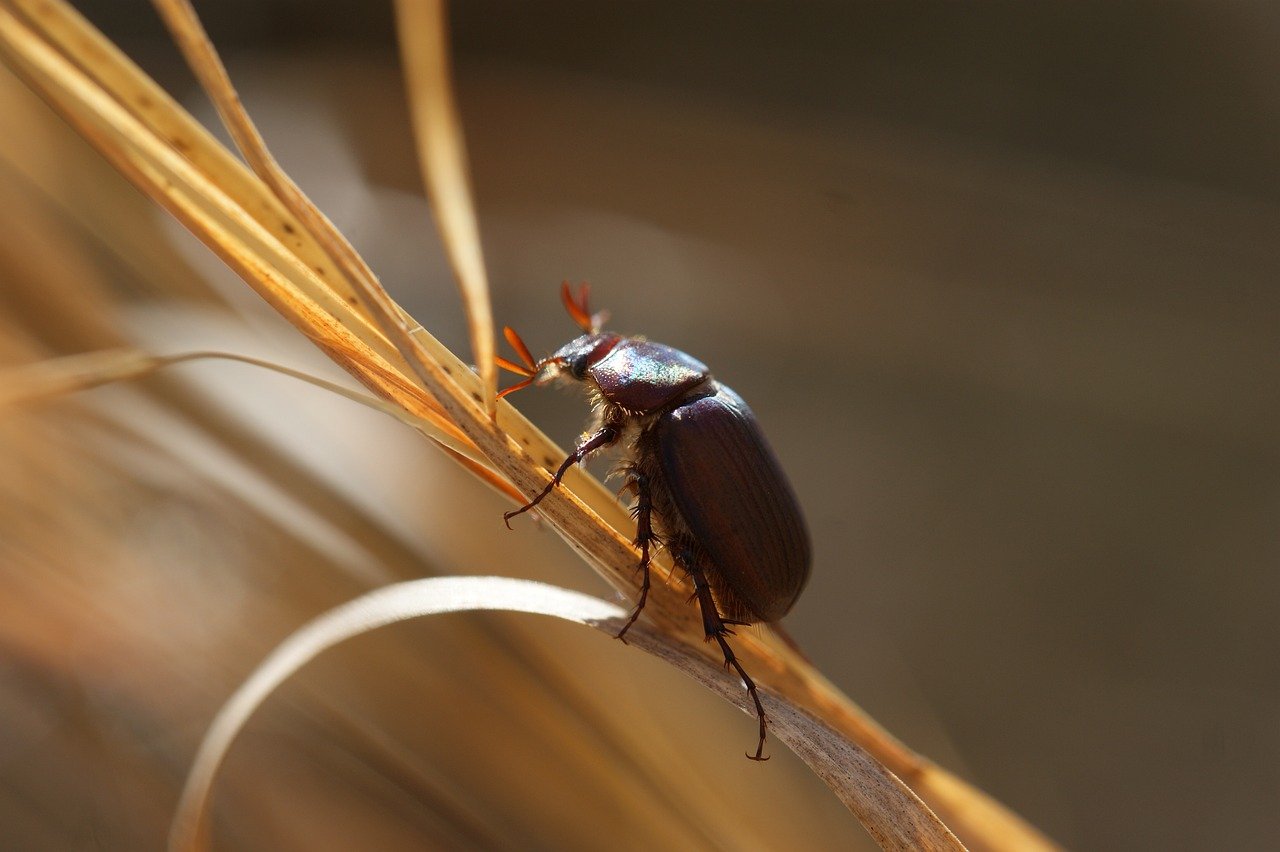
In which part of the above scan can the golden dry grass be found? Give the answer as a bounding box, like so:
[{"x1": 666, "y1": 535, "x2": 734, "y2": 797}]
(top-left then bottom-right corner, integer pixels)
[{"x1": 0, "y1": 1, "x2": 1071, "y2": 849}]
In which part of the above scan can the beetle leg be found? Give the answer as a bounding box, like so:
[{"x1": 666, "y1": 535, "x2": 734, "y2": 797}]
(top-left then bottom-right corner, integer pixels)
[
  {"x1": 504, "y1": 424, "x2": 621, "y2": 528},
  {"x1": 685, "y1": 552, "x2": 770, "y2": 762},
  {"x1": 615, "y1": 473, "x2": 653, "y2": 643}
]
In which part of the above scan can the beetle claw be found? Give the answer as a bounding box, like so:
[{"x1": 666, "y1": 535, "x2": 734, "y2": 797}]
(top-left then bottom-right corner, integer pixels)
[{"x1": 615, "y1": 605, "x2": 642, "y2": 642}]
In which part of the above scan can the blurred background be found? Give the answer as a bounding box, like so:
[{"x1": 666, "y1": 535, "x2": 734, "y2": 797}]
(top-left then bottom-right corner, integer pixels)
[{"x1": 1, "y1": 1, "x2": 1277, "y2": 849}]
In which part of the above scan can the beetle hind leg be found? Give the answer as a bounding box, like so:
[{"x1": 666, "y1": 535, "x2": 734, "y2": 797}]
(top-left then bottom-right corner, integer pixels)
[
  {"x1": 616, "y1": 474, "x2": 654, "y2": 642},
  {"x1": 682, "y1": 550, "x2": 770, "y2": 761}
]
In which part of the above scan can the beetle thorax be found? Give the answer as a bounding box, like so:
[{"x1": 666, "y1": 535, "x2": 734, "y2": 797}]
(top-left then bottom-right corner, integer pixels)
[{"x1": 579, "y1": 337, "x2": 713, "y2": 416}]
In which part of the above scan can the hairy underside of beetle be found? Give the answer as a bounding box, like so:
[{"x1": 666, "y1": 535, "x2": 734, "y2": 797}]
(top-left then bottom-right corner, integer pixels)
[{"x1": 587, "y1": 388, "x2": 757, "y2": 630}]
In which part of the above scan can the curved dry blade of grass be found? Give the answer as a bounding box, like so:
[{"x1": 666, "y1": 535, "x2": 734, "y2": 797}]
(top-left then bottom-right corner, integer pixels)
[
  {"x1": 147, "y1": 0, "x2": 401, "y2": 338},
  {"x1": 0, "y1": 347, "x2": 160, "y2": 406},
  {"x1": 393, "y1": 0, "x2": 496, "y2": 413},
  {"x1": 169, "y1": 576, "x2": 961, "y2": 852},
  {"x1": 150, "y1": 0, "x2": 498, "y2": 413},
  {"x1": 4, "y1": 0, "x2": 378, "y2": 324},
  {"x1": 0, "y1": 5, "x2": 479, "y2": 465},
  {"x1": 0, "y1": 348, "x2": 527, "y2": 500},
  {"x1": 0, "y1": 2, "x2": 1060, "y2": 849}
]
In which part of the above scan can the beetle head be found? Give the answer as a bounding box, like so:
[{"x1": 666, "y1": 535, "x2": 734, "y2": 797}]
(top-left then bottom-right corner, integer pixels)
[
  {"x1": 547, "y1": 332, "x2": 622, "y2": 380},
  {"x1": 496, "y1": 282, "x2": 618, "y2": 398}
]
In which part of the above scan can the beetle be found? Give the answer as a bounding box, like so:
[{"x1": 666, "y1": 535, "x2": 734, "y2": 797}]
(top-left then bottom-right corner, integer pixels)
[{"x1": 497, "y1": 283, "x2": 811, "y2": 760}]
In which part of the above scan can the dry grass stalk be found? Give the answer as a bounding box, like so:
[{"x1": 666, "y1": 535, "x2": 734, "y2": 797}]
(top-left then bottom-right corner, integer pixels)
[
  {"x1": 392, "y1": 0, "x2": 497, "y2": 412},
  {"x1": 0, "y1": 1, "x2": 1061, "y2": 849},
  {"x1": 168, "y1": 576, "x2": 967, "y2": 851}
]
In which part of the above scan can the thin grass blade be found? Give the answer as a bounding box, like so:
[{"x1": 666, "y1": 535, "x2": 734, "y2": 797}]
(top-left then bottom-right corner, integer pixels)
[
  {"x1": 170, "y1": 576, "x2": 963, "y2": 852},
  {"x1": 393, "y1": 0, "x2": 497, "y2": 413}
]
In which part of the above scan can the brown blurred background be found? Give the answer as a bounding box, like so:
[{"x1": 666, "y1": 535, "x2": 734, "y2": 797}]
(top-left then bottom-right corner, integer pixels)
[{"x1": 2, "y1": 1, "x2": 1277, "y2": 849}]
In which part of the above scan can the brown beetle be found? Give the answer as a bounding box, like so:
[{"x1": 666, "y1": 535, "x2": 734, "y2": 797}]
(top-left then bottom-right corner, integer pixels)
[{"x1": 499, "y1": 283, "x2": 811, "y2": 760}]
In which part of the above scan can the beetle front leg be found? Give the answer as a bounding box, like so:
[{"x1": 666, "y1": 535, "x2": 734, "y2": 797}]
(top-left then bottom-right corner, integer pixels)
[
  {"x1": 615, "y1": 473, "x2": 653, "y2": 643},
  {"x1": 684, "y1": 551, "x2": 770, "y2": 762},
  {"x1": 504, "y1": 423, "x2": 621, "y2": 528}
]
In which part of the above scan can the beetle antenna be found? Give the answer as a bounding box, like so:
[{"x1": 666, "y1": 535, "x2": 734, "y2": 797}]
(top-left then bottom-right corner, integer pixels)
[
  {"x1": 502, "y1": 326, "x2": 539, "y2": 372},
  {"x1": 560, "y1": 280, "x2": 598, "y2": 333},
  {"x1": 589, "y1": 308, "x2": 610, "y2": 333},
  {"x1": 496, "y1": 376, "x2": 536, "y2": 399},
  {"x1": 577, "y1": 282, "x2": 611, "y2": 333},
  {"x1": 497, "y1": 326, "x2": 541, "y2": 398},
  {"x1": 496, "y1": 357, "x2": 533, "y2": 377}
]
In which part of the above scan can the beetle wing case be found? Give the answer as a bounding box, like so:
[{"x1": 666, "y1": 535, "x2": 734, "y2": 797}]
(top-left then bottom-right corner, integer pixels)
[{"x1": 653, "y1": 384, "x2": 811, "y2": 623}]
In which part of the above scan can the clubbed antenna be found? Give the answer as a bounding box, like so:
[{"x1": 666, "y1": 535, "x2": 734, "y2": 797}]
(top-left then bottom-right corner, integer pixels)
[
  {"x1": 560, "y1": 280, "x2": 608, "y2": 333},
  {"x1": 496, "y1": 326, "x2": 538, "y2": 398}
]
